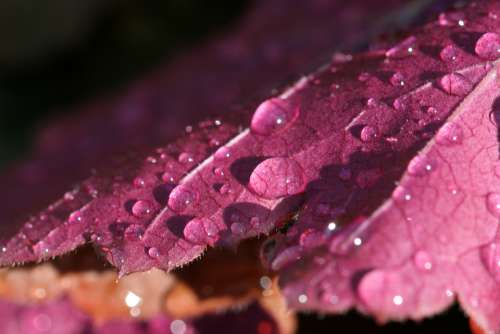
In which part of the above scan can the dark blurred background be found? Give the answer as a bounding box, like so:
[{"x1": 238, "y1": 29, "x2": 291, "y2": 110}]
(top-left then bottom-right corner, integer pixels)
[{"x1": 0, "y1": 1, "x2": 474, "y2": 333}]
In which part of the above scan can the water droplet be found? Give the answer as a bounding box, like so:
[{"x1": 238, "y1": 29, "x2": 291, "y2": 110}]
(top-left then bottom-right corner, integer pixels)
[
  {"x1": 131, "y1": 200, "x2": 153, "y2": 218},
  {"x1": 392, "y1": 97, "x2": 407, "y2": 111},
  {"x1": 413, "y1": 250, "x2": 433, "y2": 271},
  {"x1": 259, "y1": 276, "x2": 273, "y2": 290},
  {"x1": 214, "y1": 146, "x2": 231, "y2": 161},
  {"x1": 68, "y1": 211, "x2": 82, "y2": 223},
  {"x1": 217, "y1": 183, "x2": 231, "y2": 195},
  {"x1": 178, "y1": 152, "x2": 194, "y2": 164},
  {"x1": 480, "y1": 242, "x2": 500, "y2": 283},
  {"x1": 438, "y1": 12, "x2": 466, "y2": 26},
  {"x1": 439, "y1": 45, "x2": 459, "y2": 62},
  {"x1": 474, "y1": 32, "x2": 500, "y2": 60},
  {"x1": 407, "y1": 155, "x2": 436, "y2": 177},
  {"x1": 250, "y1": 98, "x2": 299, "y2": 135},
  {"x1": 486, "y1": 192, "x2": 500, "y2": 218},
  {"x1": 366, "y1": 97, "x2": 379, "y2": 108},
  {"x1": 392, "y1": 185, "x2": 412, "y2": 202},
  {"x1": 146, "y1": 156, "x2": 157, "y2": 164},
  {"x1": 389, "y1": 72, "x2": 405, "y2": 86},
  {"x1": 360, "y1": 125, "x2": 378, "y2": 142},
  {"x1": 133, "y1": 177, "x2": 146, "y2": 188},
  {"x1": 183, "y1": 218, "x2": 217, "y2": 244},
  {"x1": 148, "y1": 247, "x2": 160, "y2": 258},
  {"x1": 230, "y1": 222, "x2": 246, "y2": 235},
  {"x1": 298, "y1": 294, "x2": 308, "y2": 304},
  {"x1": 64, "y1": 192, "x2": 75, "y2": 201},
  {"x1": 327, "y1": 222, "x2": 337, "y2": 231},
  {"x1": 168, "y1": 185, "x2": 197, "y2": 212},
  {"x1": 438, "y1": 73, "x2": 472, "y2": 96},
  {"x1": 161, "y1": 172, "x2": 175, "y2": 183},
  {"x1": 386, "y1": 36, "x2": 417, "y2": 59},
  {"x1": 249, "y1": 157, "x2": 305, "y2": 199},
  {"x1": 436, "y1": 122, "x2": 463, "y2": 146},
  {"x1": 212, "y1": 167, "x2": 225, "y2": 177}
]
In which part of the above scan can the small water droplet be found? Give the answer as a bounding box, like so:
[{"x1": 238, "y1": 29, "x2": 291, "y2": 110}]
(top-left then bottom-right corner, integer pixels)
[
  {"x1": 168, "y1": 185, "x2": 197, "y2": 212},
  {"x1": 438, "y1": 12, "x2": 466, "y2": 26},
  {"x1": 146, "y1": 156, "x2": 157, "y2": 164},
  {"x1": 161, "y1": 172, "x2": 175, "y2": 183},
  {"x1": 474, "y1": 32, "x2": 500, "y2": 60},
  {"x1": 385, "y1": 36, "x2": 417, "y2": 59},
  {"x1": 366, "y1": 97, "x2": 379, "y2": 108},
  {"x1": 212, "y1": 167, "x2": 225, "y2": 177},
  {"x1": 249, "y1": 157, "x2": 305, "y2": 199},
  {"x1": 486, "y1": 192, "x2": 500, "y2": 218},
  {"x1": 147, "y1": 247, "x2": 160, "y2": 258},
  {"x1": 480, "y1": 242, "x2": 500, "y2": 283},
  {"x1": 68, "y1": 211, "x2": 82, "y2": 223},
  {"x1": 389, "y1": 72, "x2": 405, "y2": 86},
  {"x1": 413, "y1": 250, "x2": 433, "y2": 271},
  {"x1": 133, "y1": 177, "x2": 146, "y2": 188},
  {"x1": 392, "y1": 295, "x2": 404, "y2": 306},
  {"x1": 327, "y1": 222, "x2": 337, "y2": 231},
  {"x1": 131, "y1": 200, "x2": 153, "y2": 218},
  {"x1": 214, "y1": 146, "x2": 231, "y2": 161},
  {"x1": 353, "y1": 237, "x2": 363, "y2": 247},
  {"x1": 407, "y1": 155, "x2": 436, "y2": 177},
  {"x1": 360, "y1": 126, "x2": 378, "y2": 142},
  {"x1": 438, "y1": 73, "x2": 472, "y2": 96},
  {"x1": 250, "y1": 98, "x2": 299, "y2": 135},
  {"x1": 439, "y1": 45, "x2": 459, "y2": 62},
  {"x1": 436, "y1": 122, "x2": 463, "y2": 146},
  {"x1": 178, "y1": 152, "x2": 194, "y2": 164},
  {"x1": 392, "y1": 185, "x2": 412, "y2": 202}
]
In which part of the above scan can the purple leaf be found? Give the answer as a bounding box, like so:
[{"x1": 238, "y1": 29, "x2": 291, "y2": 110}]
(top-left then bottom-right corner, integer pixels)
[{"x1": 0, "y1": 0, "x2": 419, "y2": 274}]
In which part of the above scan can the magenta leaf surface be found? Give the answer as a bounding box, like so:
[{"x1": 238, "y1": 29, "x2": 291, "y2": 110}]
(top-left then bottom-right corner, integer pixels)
[
  {"x1": 258, "y1": 1, "x2": 500, "y2": 332},
  {"x1": 0, "y1": 0, "x2": 422, "y2": 275}
]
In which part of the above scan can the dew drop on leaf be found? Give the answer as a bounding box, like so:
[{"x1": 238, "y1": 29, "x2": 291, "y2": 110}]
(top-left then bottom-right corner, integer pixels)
[
  {"x1": 250, "y1": 97, "x2": 299, "y2": 135},
  {"x1": 480, "y1": 242, "x2": 500, "y2": 283},
  {"x1": 485, "y1": 192, "x2": 500, "y2": 218},
  {"x1": 407, "y1": 155, "x2": 437, "y2": 177},
  {"x1": 249, "y1": 157, "x2": 305, "y2": 199},
  {"x1": 413, "y1": 250, "x2": 433, "y2": 271},
  {"x1": 167, "y1": 185, "x2": 197, "y2": 213},
  {"x1": 389, "y1": 72, "x2": 405, "y2": 87},
  {"x1": 360, "y1": 125, "x2": 378, "y2": 142},
  {"x1": 436, "y1": 122, "x2": 463, "y2": 146},
  {"x1": 214, "y1": 146, "x2": 231, "y2": 161},
  {"x1": 474, "y1": 32, "x2": 500, "y2": 60},
  {"x1": 385, "y1": 36, "x2": 417, "y2": 59},
  {"x1": 438, "y1": 73, "x2": 472, "y2": 96},
  {"x1": 147, "y1": 247, "x2": 160, "y2": 258},
  {"x1": 131, "y1": 200, "x2": 153, "y2": 218},
  {"x1": 439, "y1": 45, "x2": 459, "y2": 62}
]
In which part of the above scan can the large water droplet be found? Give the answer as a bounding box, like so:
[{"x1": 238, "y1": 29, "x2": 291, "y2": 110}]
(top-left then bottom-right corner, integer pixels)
[
  {"x1": 183, "y1": 218, "x2": 217, "y2": 244},
  {"x1": 486, "y1": 192, "x2": 500, "y2": 218},
  {"x1": 147, "y1": 247, "x2": 160, "y2": 258},
  {"x1": 360, "y1": 126, "x2": 378, "y2": 142},
  {"x1": 407, "y1": 155, "x2": 436, "y2": 177},
  {"x1": 248, "y1": 157, "x2": 305, "y2": 199},
  {"x1": 385, "y1": 36, "x2": 417, "y2": 59},
  {"x1": 474, "y1": 32, "x2": 500, "y2": 60},
  {"x1": 439, "y1": 45, "x2": 459, "y2": 62},
  {"x1": 436, "y1": 122, "x2": 463, "y2": 146},
  {"x1": 438, "y1": 73, "x2": 472, "y2": 96},
  {"x1": 214, "y1": 146, "x2": 231, "y2": 161},
  {"x1": 250, "y1": 98, "x2": 299, "y2": 135},
  {"x1": 167, "y1": 185, "x2": 197, "y2": 212},
  {"x1": 131, "y1": 200, "x2": 153, "y2": 218},
  {"x1": 480, "y1": 242, "x2": 500, "y2": 283},
  {"x1": 413, "y1": 250, "x2": 433, "y2": 271},
  {"x1": 389, "y1": 72, "x2": 405, "y2": 87}
]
